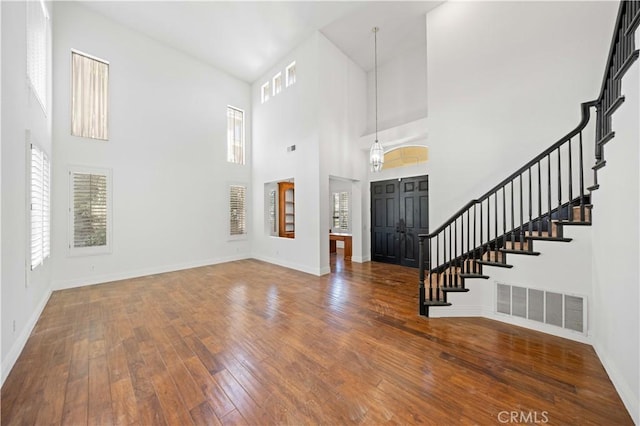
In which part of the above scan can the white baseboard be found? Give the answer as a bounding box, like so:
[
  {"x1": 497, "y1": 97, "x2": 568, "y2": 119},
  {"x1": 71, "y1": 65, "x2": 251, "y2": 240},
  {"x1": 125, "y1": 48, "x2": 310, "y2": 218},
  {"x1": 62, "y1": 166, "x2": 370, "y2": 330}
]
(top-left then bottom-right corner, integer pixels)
[
  {"x1": 488, "y1": 312, "x2": 592, "y2": 344},
  {"x1": 1, "y1": 286, "x2": 52, "y2": 386},
  {"x1": 427, "y1": 304, "x2": 488, "y2": 318},
  {"x1": 52, "y1": 254, "x2": 250, "y2": 290},
  {"x1": 593, "y1": 342, "x2": 639, "y2": 425},
  {"x1": 251, "y1": 254, "x2": 324, "y2": 276}
]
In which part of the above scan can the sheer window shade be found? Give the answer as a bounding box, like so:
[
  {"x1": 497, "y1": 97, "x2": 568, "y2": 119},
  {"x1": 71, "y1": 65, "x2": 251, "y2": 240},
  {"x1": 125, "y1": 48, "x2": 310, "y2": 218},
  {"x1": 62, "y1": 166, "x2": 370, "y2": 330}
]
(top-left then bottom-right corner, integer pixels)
[
  {"x1": 72, "y1": 172, "x2": 108, "y2": 248},
  {"x1": 227, "y1": 106, "x2": 244, "y2": 165},
  {"x1": 71, "y1": 51, "x2": 109, "y2": 140},
  {"x1": 230, "y1": 185, "x2": 247, "y2": 236},
  {"x1": 30, "y1": 143, "x2": 50, "y2": 270},
  {"x1": 27, "y1": 0, "x2": 48, "y2": 110}
]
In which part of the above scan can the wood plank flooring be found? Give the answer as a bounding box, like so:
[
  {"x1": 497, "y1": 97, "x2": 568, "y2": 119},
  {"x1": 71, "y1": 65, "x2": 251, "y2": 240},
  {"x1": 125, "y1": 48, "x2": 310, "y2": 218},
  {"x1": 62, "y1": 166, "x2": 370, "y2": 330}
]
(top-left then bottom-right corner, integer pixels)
[{"x1": 1, "y1": 253, "x2": 633, "y2": 425}]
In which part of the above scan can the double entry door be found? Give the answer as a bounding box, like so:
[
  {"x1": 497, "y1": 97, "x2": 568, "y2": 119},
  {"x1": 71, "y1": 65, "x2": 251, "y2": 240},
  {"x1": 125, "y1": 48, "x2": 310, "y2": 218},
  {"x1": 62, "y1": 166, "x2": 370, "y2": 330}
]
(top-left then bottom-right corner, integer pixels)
[{"x1": 371, "y1": 175, "x2": 429, "y2": 268}]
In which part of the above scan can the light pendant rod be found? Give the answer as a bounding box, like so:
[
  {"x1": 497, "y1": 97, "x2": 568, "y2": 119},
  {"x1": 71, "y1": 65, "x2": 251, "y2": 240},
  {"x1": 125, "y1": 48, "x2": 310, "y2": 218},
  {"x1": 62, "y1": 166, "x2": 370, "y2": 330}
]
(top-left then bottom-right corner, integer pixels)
[
  {"x1": 369, "y1": 26, "x2": 384, "y2": 173},
  {"x1": 374, "y1": 26, "x2": 379, "y2": 143}
]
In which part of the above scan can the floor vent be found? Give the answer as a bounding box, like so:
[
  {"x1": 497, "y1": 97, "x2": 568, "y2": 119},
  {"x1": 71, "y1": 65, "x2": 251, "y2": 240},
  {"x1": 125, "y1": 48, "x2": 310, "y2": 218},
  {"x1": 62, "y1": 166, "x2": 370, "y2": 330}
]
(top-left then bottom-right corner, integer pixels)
[{"x1": 496, "y1": 283, "x2": 586, "y2": 333}]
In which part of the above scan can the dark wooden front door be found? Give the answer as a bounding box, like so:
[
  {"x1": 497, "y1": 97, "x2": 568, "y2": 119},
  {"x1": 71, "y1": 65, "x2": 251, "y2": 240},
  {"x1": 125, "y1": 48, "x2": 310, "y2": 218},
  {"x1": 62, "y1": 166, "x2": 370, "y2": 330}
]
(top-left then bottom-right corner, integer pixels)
[{"x1": 371, "y1": 176, "x2": 429, "y2": 267}]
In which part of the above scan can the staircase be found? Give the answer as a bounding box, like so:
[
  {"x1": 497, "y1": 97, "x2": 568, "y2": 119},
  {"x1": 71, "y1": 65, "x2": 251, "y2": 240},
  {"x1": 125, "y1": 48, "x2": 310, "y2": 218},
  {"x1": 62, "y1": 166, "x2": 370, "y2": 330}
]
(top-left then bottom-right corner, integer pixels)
[{"x1": 418, "y1": 0, "x2": 640, "y2": 317}]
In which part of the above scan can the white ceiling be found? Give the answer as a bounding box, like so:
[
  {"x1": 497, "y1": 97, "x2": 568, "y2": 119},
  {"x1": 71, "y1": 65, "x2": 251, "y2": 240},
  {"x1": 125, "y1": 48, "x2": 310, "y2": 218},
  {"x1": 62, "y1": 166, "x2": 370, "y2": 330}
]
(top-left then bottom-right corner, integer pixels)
[{"x1": 80, "y1": 1, "x2": 443, "y2": 84}]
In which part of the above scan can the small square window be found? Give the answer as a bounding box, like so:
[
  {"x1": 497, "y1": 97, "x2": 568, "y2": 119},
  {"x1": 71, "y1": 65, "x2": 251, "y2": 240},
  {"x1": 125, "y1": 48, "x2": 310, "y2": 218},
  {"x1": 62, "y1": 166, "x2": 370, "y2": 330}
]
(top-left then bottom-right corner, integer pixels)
[
  {"x1": 286, "y1": 61, "x2": 296, "y2": 87},
  {"x1": 261, "y1": 82, "x2": 270, "y2": 103},
  {"x1": 273, "y1": 72, "x2": 282, "y2": 96}
]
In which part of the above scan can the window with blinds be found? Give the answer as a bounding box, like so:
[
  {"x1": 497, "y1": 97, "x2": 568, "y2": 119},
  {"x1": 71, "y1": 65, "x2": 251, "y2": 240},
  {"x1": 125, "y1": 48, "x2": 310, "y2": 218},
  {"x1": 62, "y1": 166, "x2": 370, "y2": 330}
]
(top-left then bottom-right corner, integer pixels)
[
  {"x1": 332, "y1": 192, "x2": 349, "y2": 232},
  {"x1": 71, "y1": 51, "x2": 109, "y2": 140},
  {"x1": 227, "y1": 106, "x2": 244, "y2": 165},
  {"x1": 229, "y1": 185, "x2": 247, "y2": 236},
  {"x1": 30, "y1": 143, "x2": 50, "y2": 270},
  {"x1": 70, "y1": 168, "x2": 111, "y2": 254},
  {"x1": 27, "y1": 0, "x2": 49, "y2": 111}
]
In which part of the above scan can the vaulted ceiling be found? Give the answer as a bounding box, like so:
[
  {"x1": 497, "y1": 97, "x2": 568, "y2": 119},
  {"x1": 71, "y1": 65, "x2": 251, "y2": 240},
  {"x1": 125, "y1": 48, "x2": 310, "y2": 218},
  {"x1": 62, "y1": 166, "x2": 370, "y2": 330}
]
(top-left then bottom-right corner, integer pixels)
[{"x1": 80, "y1": 1, "x2": 443, "y2": 83}]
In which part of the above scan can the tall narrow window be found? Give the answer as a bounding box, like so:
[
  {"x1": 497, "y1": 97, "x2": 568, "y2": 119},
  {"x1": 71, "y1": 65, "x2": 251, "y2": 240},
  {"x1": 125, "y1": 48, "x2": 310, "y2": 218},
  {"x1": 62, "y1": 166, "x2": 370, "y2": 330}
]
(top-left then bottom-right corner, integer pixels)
[
  {"x1": 227, "y1": 106, "x2": 244, "y2": 165},
  {"x1": 261, "y1": 82, "x2": 270, "y2": 103},
  {"x1": 268, "y1": 189, "x2": 277, "y2": 236},
  {"x1": 285, "y1": 61, "x2": 296, "y2": 87},
  {"x1": 27, "y1": 0, "x2": 49, "y2": 110},
  {"x1": 229, "y1": 185, "x2": 247, "y2": 236},
  {"x1": 272, "y1": 72, "x2": 282, "y2": 96},
  {"x1": 30, "y1": 142, "x2": 50, "y2": 270},
  {"x1": 332, "y1": 192, "x2": 349, "y2": 232},
  {"x1": 71, "y1": 51, "x2": 109, "y2": 140},
  {"x1": 70, "y1": 168, "x2": 111, "y2": 254}
]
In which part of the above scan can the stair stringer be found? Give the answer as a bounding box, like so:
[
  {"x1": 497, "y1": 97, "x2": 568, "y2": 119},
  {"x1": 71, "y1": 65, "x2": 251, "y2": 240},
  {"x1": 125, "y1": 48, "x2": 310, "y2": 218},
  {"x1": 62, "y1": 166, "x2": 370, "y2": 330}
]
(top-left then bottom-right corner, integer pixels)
[{"x1": 428, "y1": 225, "x2": 593, "y2": 344}]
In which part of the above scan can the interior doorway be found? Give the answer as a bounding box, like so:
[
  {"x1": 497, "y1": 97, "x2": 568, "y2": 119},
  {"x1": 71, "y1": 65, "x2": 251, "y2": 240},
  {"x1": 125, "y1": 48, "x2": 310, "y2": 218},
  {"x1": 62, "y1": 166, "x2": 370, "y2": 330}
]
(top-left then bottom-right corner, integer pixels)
[{"x1": 371, "y1": 175, "x2": 429, "y2": 268}]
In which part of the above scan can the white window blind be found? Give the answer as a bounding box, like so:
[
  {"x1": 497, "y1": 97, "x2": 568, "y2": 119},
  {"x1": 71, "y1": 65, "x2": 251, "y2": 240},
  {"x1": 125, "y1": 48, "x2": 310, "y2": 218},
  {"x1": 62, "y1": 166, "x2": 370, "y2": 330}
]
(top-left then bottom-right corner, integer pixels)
[
  {"x1": 332, "y1": 192, "x2": 349, "y2": 232},
  {"x1": 230, "y1": 185, "x2": 247, "y2": 236},
  {"x1": 27, "y1": 0, "x2": 49, "y2": 110},
  {"x1": 71, "y1": 51, "x2": 109, "y2": 140},
  {"x1": 269, "y1": 189, "x2": 277, "y2": 235},
  {"x1": 30, "y1": 143, "x2": 50, "y2": 270},
  {"x1": 72, "y1": 171, "x2": 108, "y2": 249},
  {"x1": 227, "y1": 106, "x2": 244, "y2": 165}
]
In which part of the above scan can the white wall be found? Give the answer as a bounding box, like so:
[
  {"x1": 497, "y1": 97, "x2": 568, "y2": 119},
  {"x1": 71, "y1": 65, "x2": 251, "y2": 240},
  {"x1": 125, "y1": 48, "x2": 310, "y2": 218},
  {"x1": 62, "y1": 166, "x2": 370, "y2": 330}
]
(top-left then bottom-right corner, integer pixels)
[
  {"x1": 590, "y1": 41, "x2": 640, "y2": 423},
  {"x1": 426, "y1": 1, "x2": 617, "y2": 227},
  {"x1": 1, "y1": 1, "x2": 54, "y2": 383},
  {"x1": 51, "y1": 2, "x2": 252, "y2": 289},
  {"x1": 251, "y1": 34, "x2": 323, "y2": 275},
  {"x1": 251, "y1": 32, "x2": 367, "y2": 274},
  {"x1": 366, "y1": 42, "x2": 428, "y2": 134},
  {"x1": 318, "y1": 33, "x2": 367, "y2": 269}
]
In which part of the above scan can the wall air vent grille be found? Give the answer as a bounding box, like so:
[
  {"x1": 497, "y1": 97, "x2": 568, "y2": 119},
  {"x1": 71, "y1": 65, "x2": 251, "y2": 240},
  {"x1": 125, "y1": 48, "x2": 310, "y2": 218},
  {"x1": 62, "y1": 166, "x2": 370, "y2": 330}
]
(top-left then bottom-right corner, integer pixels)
[{"x1": 495, "y1": 283, "x2": 587, "y2": 334}]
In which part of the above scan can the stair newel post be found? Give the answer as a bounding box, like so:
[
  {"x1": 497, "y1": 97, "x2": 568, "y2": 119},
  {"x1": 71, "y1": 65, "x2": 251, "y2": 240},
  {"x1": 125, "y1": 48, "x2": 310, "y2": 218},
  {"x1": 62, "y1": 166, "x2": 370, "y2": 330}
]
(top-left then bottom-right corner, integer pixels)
[
  {"x1": 494, "y1": 192, "x2": 498, "y2": 256},
  {"x1": 486, "y1": 197, "x2": 490, "y2": 253},
  {"x1": 519, "y1": 174, "x2": 524, "y2": 246},
  {"x1": 447, "y1": 225, "x2": 452, "y2": 288},
  {"x1": 502, "y1": 186, "x2": 507, "y2": 251},
  {"x1": 435, "y1": 234, "x2": 440, "y2": 300},
  {"x1": 479, "y1": 200, "x2": 483, "y2": 256},
  {"x1": 419, "y1": 235, "x2": 426, "y2": 315},
  {"x1": 557, "y1": 146, "x2": 563, "y2": 220},
  {"x1": 467, "y1": 209, "x2": 471, "y2": 271},
  {"x1": 447, "y1": 224, "x2": 454, "y2": 287},
  {"x1": 568, "y1": 137, "x2": 574, "y2": 213},
  {"x1": 547, "y1": 153, "x2": 552, "y2": 235},
  {"x1": 528, "y1": 167, "x2": 533, "y2": 237},
  {"x1": 453, "y1": 220, "x2": 458, "y2": 283},
  {"x1": 473, "y1": 203, "x2": 477, "y2": 254},
  {"x1": 537, "y1": 162, "x2": 542, "y2": 236},
  {"x1": 510, "y1": 180, "x2": 515, "y2": 245},
  {"x1": 579, "y1": 131, "x2": 585, "y2": 221}
]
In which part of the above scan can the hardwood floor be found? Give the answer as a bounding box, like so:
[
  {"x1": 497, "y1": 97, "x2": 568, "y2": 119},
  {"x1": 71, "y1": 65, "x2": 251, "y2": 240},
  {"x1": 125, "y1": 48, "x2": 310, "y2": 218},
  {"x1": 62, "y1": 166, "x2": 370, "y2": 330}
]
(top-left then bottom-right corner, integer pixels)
[{"x1": 1, "y1": 253, "x2": 632, "y2": 425}]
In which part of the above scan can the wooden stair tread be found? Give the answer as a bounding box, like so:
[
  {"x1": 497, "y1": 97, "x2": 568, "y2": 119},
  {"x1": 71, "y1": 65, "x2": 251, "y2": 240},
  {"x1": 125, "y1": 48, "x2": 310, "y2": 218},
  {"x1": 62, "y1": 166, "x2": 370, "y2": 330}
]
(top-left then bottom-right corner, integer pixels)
[
  {"x1": 441, "y1": 287, "x2": 470, "y2": 293},
  {"x1": 500, "y1": 248, "x2": 541, "y2": 256},
  {"x1": 526, "y1": 234, "x2": 573, "y2": 242},
  {"x1": 424, "y1": 300, "x2": 452, "y2": 307},
  {"x1": 476, "y1": 260, "x2": 513, "y2": 269},
  {"x1": 459, "y1": 273, "x2": 490, "y2": 279}
]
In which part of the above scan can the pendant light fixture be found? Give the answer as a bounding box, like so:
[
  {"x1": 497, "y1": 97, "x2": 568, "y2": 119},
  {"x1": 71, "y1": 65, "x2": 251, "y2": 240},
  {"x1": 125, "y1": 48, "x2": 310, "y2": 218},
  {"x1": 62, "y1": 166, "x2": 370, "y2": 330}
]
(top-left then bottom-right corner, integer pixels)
[{"x1": 369, "y1": 26, "x2": 384, "y2": 172}]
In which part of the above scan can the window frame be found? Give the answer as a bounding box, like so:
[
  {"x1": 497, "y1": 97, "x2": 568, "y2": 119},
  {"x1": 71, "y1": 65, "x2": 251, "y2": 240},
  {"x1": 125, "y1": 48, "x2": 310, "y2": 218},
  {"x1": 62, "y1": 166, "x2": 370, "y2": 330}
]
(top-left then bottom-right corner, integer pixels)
[
  {"x1": 26, "y1": 0, "x2": 49, "y2": 113},
  {"x1": 68, "y1": 166, "x2": 113, "y2": 256},
  {"x1": 226, "y1": 105, "x2": 245, "y2": 165},
  {"x1": 332, "y1": 191, "x2": 350, "y2": 233},
  {"x1": 261, "y1": 81, "x2": 270, "y2": 103},
  {"x1": 285, "y1": 61, "x2": 296, "y2": 87},
  {"x1": 228, "y1": 183, "x2": 248, "y2": 239},
  {"x1": 272, "y1": 72, "x2": 282, "y2": 96},
  {"x1": 29, "y1": 138, "x2": 51, "y2": 270}
]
